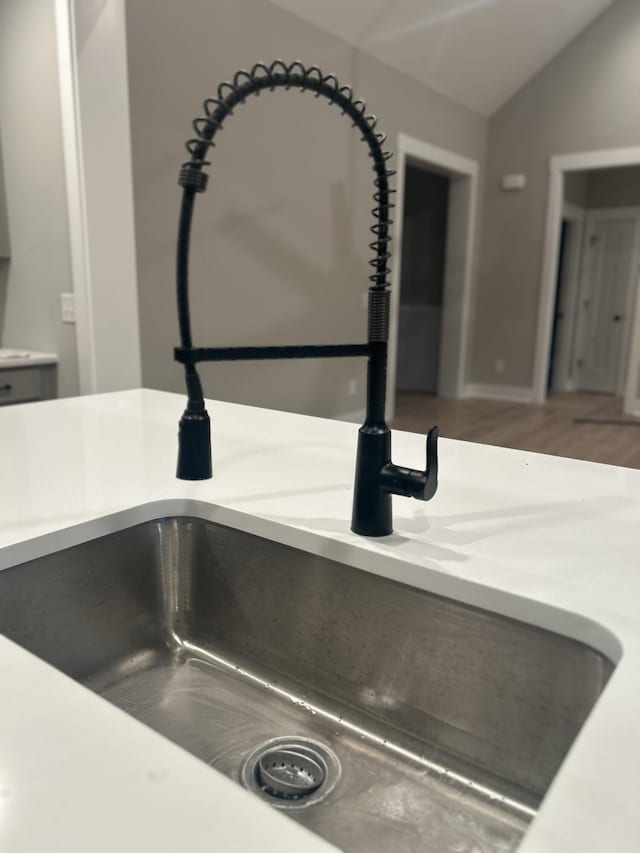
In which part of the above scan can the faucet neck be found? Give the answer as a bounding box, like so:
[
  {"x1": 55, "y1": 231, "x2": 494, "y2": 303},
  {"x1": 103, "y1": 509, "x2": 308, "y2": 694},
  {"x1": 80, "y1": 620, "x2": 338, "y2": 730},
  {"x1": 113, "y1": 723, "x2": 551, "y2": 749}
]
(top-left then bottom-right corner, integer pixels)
[
  {"x1": 172, "y1": 62, "x2": 439, "y2": 538},
  {"x1": 175, "y1": 61, "x2": 394, "y2": 420},
  {"x1": 364, "y1": 342, "x2": 389, "y2": 430}
]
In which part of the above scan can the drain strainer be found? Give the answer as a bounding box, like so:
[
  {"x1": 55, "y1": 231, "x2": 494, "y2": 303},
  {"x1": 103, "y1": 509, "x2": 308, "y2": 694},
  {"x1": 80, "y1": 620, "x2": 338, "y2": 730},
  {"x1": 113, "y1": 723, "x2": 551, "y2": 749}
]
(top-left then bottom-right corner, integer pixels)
[
  {"x1": 241, "y1": 737, "x2": 340, "y2": 809},
  {"x1": 258, "y1": 748, "x2": 324, "y2": 798}
]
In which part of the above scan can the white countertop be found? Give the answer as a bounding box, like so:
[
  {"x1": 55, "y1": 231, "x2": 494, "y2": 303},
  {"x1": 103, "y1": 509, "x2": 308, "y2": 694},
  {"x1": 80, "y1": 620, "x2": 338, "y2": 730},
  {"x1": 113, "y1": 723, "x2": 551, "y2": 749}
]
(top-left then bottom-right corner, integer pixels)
[
  {"x1": 0, "y1": 348, "x2": 58, "y2": 368},
  {"x1": 1, "y1": 388, "x2": 639, "y2": 853}
]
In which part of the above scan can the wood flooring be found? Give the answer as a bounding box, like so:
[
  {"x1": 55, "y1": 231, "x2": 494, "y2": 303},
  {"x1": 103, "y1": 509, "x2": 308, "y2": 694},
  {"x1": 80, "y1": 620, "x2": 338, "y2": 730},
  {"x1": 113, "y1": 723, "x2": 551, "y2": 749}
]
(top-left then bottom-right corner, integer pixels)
[{"x1": 391, "y1": 391, "x2": 640, "y2": 469}]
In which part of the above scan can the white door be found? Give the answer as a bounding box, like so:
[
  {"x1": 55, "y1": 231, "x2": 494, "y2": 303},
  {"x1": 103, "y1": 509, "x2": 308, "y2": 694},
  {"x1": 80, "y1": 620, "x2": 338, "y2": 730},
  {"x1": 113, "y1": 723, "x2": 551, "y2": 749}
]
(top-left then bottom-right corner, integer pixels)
[{"x1": 573, "y1": 208, "x2": 640, "y2": 394}]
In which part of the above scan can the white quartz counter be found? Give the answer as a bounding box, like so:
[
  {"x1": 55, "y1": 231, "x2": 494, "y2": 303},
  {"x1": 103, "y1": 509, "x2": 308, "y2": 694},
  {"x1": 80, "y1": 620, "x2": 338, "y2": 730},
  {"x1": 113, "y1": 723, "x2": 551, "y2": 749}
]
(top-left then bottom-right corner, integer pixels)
[{"x1": 1, "y1": 389, "x2": 639, "y2": 852}]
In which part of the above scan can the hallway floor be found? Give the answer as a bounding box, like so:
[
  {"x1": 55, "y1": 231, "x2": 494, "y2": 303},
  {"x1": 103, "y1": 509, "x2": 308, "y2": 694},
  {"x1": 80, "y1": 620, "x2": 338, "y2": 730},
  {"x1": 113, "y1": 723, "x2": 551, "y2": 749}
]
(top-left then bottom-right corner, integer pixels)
[{"x1": 392, "y1": 391, "x2": 640, "y2": 468}]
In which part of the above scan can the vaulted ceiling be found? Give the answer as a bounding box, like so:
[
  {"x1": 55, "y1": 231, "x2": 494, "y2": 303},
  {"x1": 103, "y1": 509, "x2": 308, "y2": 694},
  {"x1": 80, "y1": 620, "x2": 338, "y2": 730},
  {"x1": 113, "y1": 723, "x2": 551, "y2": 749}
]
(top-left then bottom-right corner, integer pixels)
[{"x1": 269, "y1": 0, "x2": 616, "y2": 116}]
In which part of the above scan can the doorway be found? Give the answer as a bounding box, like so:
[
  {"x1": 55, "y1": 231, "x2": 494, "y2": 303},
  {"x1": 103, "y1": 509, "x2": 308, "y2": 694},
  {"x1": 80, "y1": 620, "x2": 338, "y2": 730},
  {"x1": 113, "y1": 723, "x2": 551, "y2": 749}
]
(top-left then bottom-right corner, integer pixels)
[
  {"x1": 536, "y1": 149, "x2": 640, "y2": 416},
  {"x1": 387, "y1": 134, "x2": 478, "y2": 420},
  {"x1": 396, "y1": 164, "x2": 450, "y2": 395},
  {"x1": 544, "y1": 173, "x2": 640, "y2": 406}
]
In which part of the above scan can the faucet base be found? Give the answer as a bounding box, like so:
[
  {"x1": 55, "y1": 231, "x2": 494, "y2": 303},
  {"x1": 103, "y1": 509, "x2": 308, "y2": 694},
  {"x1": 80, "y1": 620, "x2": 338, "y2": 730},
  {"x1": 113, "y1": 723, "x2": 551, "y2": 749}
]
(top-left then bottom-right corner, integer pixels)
[
  {"x1": 351, "y1": 427, "x2": 393, "y2": 537},
  {"x1": 177, "y1": 405, "x2": 212, "y2": 480}
]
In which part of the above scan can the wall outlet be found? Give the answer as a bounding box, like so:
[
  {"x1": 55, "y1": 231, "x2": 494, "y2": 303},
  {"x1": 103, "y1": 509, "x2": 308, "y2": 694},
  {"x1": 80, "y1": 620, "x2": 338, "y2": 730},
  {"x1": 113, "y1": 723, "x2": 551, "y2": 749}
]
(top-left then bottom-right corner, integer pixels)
[
  {"x1": 494, "y1": 358, "x2": 505, "y2": 374},
  {"x1": 60, "y1": 292, "x2": 76, "y2": 324},
  {"x1": 348, "y1": 378, "x2": 357, "y2": 396}
]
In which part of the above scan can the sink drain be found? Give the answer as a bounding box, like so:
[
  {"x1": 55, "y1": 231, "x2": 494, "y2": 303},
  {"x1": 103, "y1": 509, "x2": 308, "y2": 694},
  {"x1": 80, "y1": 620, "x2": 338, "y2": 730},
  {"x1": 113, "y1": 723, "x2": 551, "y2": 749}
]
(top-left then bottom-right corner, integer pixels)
[
  {"x1": 241, "y1": 737, "x2": 340, "y2": 809},
  {"x1": 258, "y1": 748, "x2": 324, "y2": 798}
]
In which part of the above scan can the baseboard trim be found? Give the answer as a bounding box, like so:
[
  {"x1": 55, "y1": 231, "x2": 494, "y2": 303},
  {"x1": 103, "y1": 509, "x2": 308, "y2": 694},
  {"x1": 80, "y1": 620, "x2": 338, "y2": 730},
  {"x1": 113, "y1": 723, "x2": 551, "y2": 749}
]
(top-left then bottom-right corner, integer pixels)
[
  {"x1": 463, "y1": 383, "x2": 536, "y2": 404},
  {"x1": 553, "y1": 379, "x2": 577, "y2": 393}
]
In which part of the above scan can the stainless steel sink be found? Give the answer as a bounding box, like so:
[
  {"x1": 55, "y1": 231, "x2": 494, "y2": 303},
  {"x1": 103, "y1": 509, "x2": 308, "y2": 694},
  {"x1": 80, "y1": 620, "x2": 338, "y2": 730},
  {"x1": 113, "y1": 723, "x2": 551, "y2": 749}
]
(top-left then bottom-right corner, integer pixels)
[{"x1": 0, "y1": 516, "x2": 613, "y2": 852}]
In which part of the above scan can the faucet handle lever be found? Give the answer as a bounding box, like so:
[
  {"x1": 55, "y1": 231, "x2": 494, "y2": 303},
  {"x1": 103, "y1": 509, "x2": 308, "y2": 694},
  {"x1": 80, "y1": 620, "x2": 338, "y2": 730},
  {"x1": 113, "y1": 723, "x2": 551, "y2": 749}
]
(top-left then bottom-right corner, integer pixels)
[
  {"x1": 380, "y1": 426, "x2": 439, "y2": 502},
  {"x1": 423, "y1": 425, "x2": 439, "y2": 500}
]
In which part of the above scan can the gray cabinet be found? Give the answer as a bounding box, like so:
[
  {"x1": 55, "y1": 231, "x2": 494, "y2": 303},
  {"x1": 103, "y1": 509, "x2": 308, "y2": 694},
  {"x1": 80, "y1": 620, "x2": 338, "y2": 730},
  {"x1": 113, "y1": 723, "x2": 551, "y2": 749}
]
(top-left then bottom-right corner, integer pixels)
[{"x1": 0, "y1": 363, "x2": 57, "y2": 405}]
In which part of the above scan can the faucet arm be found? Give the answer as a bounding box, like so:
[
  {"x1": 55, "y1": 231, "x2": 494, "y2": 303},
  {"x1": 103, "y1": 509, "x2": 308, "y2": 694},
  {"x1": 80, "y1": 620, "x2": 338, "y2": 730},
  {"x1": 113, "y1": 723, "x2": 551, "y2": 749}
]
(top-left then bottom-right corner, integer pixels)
[
  {"x1": 175, "y1": 60, "x2": 396, "y2": 482},
  {"x1": 173, "y1": 59, "x2": 440, "y2": 536},
  {"x1": 176, "y1": 59, "x2": 395, "y2": 369}
]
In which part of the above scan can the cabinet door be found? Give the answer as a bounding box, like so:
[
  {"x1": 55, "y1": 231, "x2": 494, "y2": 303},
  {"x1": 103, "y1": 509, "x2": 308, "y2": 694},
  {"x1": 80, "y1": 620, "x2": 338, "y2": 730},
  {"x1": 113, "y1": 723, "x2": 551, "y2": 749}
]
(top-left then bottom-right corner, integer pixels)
[{"x1": 0, "y1": 368, "x2": 43, "y2": 405}]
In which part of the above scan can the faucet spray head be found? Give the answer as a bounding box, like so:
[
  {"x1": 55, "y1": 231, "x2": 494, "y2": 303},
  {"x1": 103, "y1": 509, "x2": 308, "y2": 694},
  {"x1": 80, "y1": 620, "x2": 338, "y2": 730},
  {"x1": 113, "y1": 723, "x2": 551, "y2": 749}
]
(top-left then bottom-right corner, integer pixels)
[{"x1": 176, "y1": 401, "x2": 212, "y2": 480}]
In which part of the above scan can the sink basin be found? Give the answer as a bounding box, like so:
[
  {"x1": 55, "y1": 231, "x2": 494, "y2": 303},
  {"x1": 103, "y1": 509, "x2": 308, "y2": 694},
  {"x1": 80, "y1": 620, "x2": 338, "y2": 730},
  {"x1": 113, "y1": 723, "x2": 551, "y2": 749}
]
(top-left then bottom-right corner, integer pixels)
[{"x1": 0, "y1": 516, "x2": 613, "y2": 852}]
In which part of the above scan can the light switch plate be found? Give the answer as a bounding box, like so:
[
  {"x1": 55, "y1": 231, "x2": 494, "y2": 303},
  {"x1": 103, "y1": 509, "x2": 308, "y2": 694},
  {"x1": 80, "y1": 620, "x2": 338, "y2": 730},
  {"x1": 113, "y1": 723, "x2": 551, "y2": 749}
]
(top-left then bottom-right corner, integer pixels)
[{"x1": 60, "y1": 292, "x2": 76, "y2": 324}]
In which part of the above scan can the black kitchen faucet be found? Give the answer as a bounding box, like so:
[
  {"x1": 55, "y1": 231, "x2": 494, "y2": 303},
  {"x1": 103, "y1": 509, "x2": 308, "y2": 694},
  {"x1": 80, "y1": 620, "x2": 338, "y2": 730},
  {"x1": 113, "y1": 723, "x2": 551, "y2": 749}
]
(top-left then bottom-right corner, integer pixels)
[{"x1": 174, "y1": 60, "x2": 438, "y2": 536}]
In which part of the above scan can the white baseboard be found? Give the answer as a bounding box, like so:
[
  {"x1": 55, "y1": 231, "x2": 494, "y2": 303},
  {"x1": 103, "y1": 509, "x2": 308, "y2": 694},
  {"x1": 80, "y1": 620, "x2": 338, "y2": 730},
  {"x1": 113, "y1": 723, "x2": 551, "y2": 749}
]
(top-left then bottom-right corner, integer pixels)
[
  {"x1": 333, "y1": 408, "x2": 366, "y2": 424},
  {"x1": 463, "y1": 383, "x2": 536, "y2": 404},
  {"x1": 554, "y1": 379, "x2": 577, "y2": 393}
]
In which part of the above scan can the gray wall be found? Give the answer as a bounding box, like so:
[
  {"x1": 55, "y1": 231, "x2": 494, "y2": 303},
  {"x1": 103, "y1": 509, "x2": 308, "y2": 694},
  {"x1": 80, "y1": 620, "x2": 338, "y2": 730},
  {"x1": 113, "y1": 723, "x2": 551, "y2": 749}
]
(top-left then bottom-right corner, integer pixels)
[
  {"x1": 564, "y1": 172, "x2": 589, "y2": 208},
  {"x1": 565, "y1": 166, "x2": 640, "y2": 209},
  {"x1": 585, "y1": 166, "x2": 640, "y2": 209},
  {"x1": 471, "y1": 0, "x2": 640, "y2": 388},
  {"x1": 0, "y1": 0, "x2": 78, "y2": 397},
  {"x1": 126, "y1": 0, "x2": 487, "y2": 417}
]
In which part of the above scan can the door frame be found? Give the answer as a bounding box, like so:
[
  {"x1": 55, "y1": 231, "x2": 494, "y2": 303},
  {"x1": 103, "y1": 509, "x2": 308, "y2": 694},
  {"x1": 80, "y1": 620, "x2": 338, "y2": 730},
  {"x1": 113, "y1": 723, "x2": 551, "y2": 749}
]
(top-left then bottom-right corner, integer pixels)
[
  {"x1": 572, "y1": 206, "x2": 640, "y2": 396},
  {"x1": 549, "y1": 201, "x2": 585, "y2": 392},
  {"x1": 54, "y1": 0, "x2": 141, "y2": 394},
  {"x1": 536, "y1": 146, "x2": 640, "y2": 415},
  {"x1": 387, "y1": 133, "x2": 479, "y2": 419}
]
